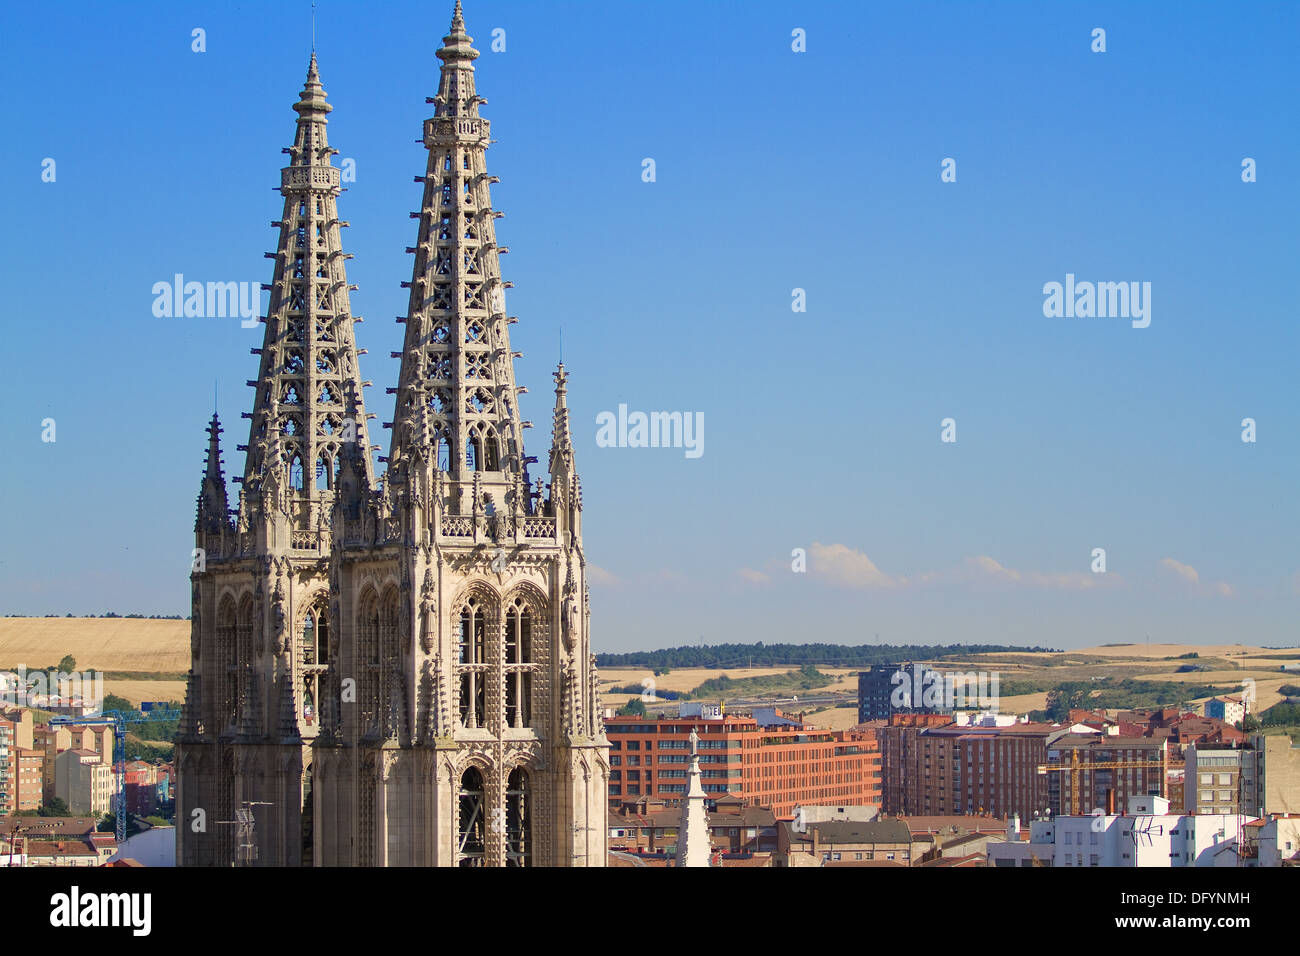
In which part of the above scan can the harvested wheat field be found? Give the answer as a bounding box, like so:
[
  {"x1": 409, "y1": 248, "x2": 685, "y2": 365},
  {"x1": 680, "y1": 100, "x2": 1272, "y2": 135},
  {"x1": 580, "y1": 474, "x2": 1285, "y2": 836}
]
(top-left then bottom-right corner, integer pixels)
[
  {"x1": 103, "y1": 680, "x2": 189, "y2": 707},
  {"x1": 802, "y1": 706, "x2": 861, "y2": 731},
  {"x1": 0, "y1": 618, "x2": 189, "y2": 673}
]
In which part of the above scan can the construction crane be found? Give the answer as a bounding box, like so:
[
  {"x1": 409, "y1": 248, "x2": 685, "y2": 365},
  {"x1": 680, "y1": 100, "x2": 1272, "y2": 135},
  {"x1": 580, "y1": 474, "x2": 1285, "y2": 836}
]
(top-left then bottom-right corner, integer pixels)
[
  {"x1": 1036, "y1": 748, "x2": 1168, "y2": 816},
  {"x1": 49, "y1": 707, "x2": 181, "y2": 844}
]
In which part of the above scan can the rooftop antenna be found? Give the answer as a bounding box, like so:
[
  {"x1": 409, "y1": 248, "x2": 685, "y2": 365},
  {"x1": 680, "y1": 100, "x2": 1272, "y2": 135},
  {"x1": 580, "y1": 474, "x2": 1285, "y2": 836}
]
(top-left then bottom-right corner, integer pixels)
[
  {"x1": 312, "y1": 0, "x2": 317, "y2": 52},
  {"x1": 559, "y1": 326, "x2": 564, "y2": 365}
]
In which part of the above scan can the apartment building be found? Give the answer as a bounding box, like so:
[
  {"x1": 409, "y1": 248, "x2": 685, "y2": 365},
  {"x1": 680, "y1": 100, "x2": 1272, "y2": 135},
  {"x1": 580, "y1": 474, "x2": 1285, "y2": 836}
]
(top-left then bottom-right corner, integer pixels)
[
  {"x1": 605, "y1": 708, "x2": 881, "y2": 816},
  {"x1": 54, "y1": 748, "x2": 114, "y2": 816},
  {"x1": 1189, "y1": 734, "x2": 1300, "y2": 816},
  {"x1": 878, "y1": 715, "x2": 1063, "y2": 819},
  {"x1": 608, "y1": 794, "x2": 778, "y2": 856},
  {"x1": 986, "y1": 795, "x2": 1248, "y2": 867},
  {"x1": 35, "y1": 723, "x2": 112, "y2": 803},
  {"x1": 1204, "y1": 696, "x2": 1246, "y2": 725},
  {"x1": 776, "y1": 818, "x2": 915, "y2": 867},
  {"x1": 1045, "y1": 735, "x2": 1170, "y2": 816}
]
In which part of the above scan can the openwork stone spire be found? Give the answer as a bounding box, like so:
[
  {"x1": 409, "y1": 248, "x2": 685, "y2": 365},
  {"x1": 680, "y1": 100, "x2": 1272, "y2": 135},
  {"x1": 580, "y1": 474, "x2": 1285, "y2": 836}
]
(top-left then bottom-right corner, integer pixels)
[
  {"x1": 387, "y1": 4, "x2": 528, "y2": 488},
  {"x1": 240, "y1": 54, "x2": 375, "y2": 529}
]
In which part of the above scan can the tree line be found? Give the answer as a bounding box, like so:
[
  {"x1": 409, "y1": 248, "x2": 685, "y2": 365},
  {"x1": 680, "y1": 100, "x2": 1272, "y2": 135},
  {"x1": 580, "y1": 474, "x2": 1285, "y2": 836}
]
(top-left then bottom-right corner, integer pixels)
[{"x1": 595, "y1": 642, "x2": 1057, "y2": 670}]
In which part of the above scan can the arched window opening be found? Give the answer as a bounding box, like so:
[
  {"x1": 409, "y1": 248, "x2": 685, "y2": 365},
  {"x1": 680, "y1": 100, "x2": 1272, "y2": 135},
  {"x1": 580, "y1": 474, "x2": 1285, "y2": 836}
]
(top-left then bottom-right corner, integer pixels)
[
  {"x1": 316, "y1": 455, "x2": 331, "y2": 491},
  {"x1": 236, "y1": 596, "x2": 255, "y2": 665},
  {"x1": 217, "y1": 597, "x2": 237, "y2": 728},
  {"x1": 484, "y1": 433, "x2": 500, "y2": 471},
  {"x1": 289, "y1": 455, "x2": 304, "y2": 490},
  {"x1": 457, "y1": 767, "x2": 486, "y2": 867},
  {"x1": 299, "y1": 604, "x2": 328, "y2": 731},
  {"x1": 357, "y1": 592, "x2": 381, "y2": 737},
  {"x1": 465, "y1": 435, "x2": 479, "y2": 471},
  {"x1": 506, "y1": 767, "x2": 531, "y2": 867},
  {"x1": 504, "y1": 598, "x2": 532, "y2": 728},
  {"x1": 379, "y1": 588, "x2": 404, "y2": 739},
  {"x1": 437, "y1": 434, "x2": 451, "y2": 472},
  {"x1": 457, "y1": 599, "x2": 487, "y2": 729}
]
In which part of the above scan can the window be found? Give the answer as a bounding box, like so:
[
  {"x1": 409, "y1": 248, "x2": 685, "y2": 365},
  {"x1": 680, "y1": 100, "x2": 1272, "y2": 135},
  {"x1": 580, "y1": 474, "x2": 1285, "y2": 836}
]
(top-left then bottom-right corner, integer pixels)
[
  {"x1": 505, "y1": 767, "x2": 530, "y2": 867},
  {"x1": 503, "y1": 597, "x2": 534, "y2": 728},
  {"x1": 457, "y1": 767, "x2": 486, "y2": 867},
  {"x1": 458, "y1": 596, "x2": 488, "y2": 728}
]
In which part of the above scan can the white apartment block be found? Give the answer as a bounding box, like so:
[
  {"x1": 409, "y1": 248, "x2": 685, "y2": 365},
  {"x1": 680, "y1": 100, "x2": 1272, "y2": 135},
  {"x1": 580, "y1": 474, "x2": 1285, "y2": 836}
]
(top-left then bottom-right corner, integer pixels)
[{"x1": 987, "y1": 796, "x2": 1249, "y2": 867}]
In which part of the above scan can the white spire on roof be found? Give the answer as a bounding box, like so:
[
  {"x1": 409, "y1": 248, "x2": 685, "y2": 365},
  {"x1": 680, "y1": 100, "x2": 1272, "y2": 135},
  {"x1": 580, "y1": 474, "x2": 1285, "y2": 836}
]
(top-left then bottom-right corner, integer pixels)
[{"x1": 675, "y1": 727, "x2": 711, "y2": 867}]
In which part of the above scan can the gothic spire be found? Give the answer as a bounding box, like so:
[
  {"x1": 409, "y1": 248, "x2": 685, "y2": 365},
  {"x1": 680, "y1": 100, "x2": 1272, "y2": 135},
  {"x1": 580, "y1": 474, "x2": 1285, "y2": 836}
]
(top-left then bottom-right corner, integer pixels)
[
  {"x1": 239, "y1": 54, "x2": 376, "y2": 533},
  {"x1": 387, "y1": 3, "x2": 529, "y2": 491},
  {"x1": 548, "y1": 363, "x2": 574, "y2": 476},
  {"x1": 196, "y1": 412, "x2": 229, "y2": 533}
]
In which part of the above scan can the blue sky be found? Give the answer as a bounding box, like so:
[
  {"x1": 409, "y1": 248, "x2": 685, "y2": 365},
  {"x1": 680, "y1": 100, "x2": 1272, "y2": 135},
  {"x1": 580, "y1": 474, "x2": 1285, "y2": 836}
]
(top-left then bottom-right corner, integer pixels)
[{"x1": 0, "y1": 1, "x2": 1296, "y2": 651}]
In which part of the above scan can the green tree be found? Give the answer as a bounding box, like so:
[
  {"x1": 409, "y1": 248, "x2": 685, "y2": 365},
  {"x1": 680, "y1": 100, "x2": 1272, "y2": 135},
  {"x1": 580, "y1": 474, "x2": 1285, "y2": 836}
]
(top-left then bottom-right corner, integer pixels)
[
  {"x1": 617, "y1": 698, "x2": 646, "y2": 717},
  {"x1": 1240, "y1": 713, "x2": 1262, "y2": 733},
  {"x1": 57, "y1": 654, "x2": 76, "y2": 673},
  {"x1": 101, "y1": 693, "x2": 135, "y2": 713},
  {"x1": 39, "y1": 797, "x2": 72, "y2": 817}
]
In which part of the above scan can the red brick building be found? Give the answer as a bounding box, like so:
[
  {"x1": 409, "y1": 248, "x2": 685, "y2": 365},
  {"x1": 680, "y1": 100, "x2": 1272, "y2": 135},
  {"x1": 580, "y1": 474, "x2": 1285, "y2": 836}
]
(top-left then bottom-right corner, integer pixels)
[{"x1": 604, "y1": 710, "x2": 880, "y2": 816}]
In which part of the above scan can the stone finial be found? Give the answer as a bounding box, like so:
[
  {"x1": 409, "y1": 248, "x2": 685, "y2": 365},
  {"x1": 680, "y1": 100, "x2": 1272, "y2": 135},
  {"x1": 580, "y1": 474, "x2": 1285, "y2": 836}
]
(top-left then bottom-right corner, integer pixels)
[
  {"x1": 438, "y1": 1, "x2": 478, "y2": 63},
  {"x1": 294, "y1": 52, "x2": 332, "y2": 117}
]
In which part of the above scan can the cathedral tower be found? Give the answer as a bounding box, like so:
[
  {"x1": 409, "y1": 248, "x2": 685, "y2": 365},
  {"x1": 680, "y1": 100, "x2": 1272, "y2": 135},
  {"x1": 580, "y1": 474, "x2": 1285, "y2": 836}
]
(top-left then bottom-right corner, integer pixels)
[{"x1": 179, "y1": 4, "x2": 609, "y2": 867}]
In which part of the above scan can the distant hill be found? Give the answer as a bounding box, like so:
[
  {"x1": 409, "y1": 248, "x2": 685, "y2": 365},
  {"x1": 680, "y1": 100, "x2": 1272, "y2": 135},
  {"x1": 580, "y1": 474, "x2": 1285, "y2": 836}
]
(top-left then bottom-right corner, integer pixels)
[{"x1": 594, "y1": 642, "x2": 1058, "y2": 670}]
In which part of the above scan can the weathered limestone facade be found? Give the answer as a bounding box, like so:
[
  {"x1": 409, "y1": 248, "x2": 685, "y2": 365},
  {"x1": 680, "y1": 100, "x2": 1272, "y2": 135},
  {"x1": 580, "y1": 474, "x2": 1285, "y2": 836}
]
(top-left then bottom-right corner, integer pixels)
[{"x1": 177, "y1": 5, "x2": 609, "y2": 867}]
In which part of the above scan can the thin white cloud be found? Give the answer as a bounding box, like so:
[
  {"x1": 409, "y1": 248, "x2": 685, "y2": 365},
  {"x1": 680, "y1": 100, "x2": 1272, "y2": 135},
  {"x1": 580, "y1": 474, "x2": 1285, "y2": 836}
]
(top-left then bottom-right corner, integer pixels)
[
  {"x1": 963, "y1": 555, "x2": 1109, "y2": 591},
  {"x1": 1158, "y1": 557, "x2": 1234, "y2": 598}
]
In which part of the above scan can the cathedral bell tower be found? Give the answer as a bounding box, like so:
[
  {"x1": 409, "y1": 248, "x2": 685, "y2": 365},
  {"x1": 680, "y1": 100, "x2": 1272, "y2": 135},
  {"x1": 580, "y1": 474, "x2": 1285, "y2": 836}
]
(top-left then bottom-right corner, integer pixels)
[
  {"x1": 177, "y1": 52, "x2": 377, "y2": 867},
  {"x1": 180, "y1": 3, "x2": 609, "y2": 867}
]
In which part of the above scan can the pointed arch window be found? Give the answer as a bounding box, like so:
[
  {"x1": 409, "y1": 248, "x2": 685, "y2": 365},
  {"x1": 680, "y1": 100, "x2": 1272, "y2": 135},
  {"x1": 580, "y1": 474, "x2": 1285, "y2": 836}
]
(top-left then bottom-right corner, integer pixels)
[
  {"x1": 504, "y1": 597, "x2": 533, "y2": 728},
  {"x1": 357, "y1": 591, "x2": 381, "y2": 738},
  {"x1": 457, "y1": 767, "x2": 486, "y2": 867},
  {"x1": 506, "y1": 767, "x2": 531, "y2": 867},
  {"x1": 216, "y1": 597, "x2": 237, "y2": 728},
  {"x1": 300, "y1": 603, "x2": 329, "y2": 731},
  {"x1": 457, "y1": 598, "x2": 487, "y2": 729},
  {"x1": 379, "y1": 587, "x2": 404, "y2": 739}
]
